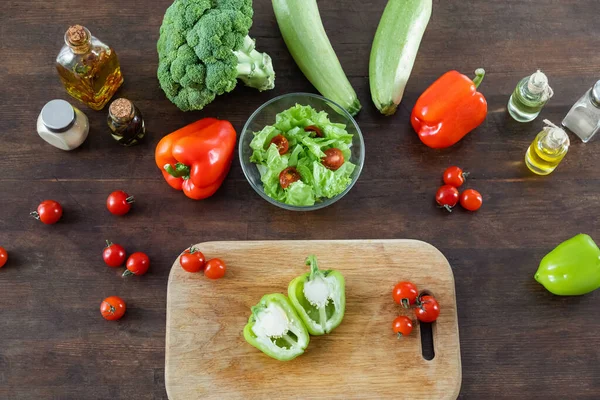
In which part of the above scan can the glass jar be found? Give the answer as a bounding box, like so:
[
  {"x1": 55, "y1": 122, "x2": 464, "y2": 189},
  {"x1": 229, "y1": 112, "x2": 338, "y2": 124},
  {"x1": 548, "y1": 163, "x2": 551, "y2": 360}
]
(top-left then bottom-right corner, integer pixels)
[
  {"x1": 562, "y1": 81, "x2": 600, "y2": 143},
  {"x1": 37, "y1": 99, "x2": 89, "y2": 150},
  {"x1": 107, "y1": 98, "x2": 146, "y2": 146},
  {"x1": 56, "y1": 25, "x2": 123, "y2": 110}
]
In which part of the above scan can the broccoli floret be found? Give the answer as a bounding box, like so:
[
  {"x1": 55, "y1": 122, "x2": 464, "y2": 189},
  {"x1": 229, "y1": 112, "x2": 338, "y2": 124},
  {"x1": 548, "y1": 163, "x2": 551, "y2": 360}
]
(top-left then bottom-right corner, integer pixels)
[{"x1": 157, "y1": 0, "x2": 275, "y2": 111}]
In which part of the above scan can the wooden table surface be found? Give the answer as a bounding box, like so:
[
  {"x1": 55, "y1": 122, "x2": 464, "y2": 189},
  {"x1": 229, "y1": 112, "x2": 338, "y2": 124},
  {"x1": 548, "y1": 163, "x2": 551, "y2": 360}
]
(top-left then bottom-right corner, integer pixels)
[{"x1": 1, "y1": 0, "x2": 599, "y2": 399}]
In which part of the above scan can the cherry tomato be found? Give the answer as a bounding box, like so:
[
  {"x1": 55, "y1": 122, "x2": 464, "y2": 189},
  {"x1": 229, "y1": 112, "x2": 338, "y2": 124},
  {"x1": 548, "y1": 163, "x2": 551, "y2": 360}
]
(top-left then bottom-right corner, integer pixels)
[
  {"x1": 180, "y1": 247, "x2": 206, "y2": 273},
  {"x1": 443, "y1": 166, "x2": 469, "y2": 188},
  {"x1": 435, "y1": 185, "x2": 459, "y2": 212},
  {"x1": 304, "y1": 125, "x2": 323, "y2": 138},
  {"x1": 460, "y1": 189, "x2": 483, "y2": 211},
  {"x1": 279, "y1": 167, "x2": 301, "y2": 189},
  {"x1": 100, "y1": 296, "x2": 126, "y2": 321},
  {"x1": 415, "y1": 295, "x2": 440, "y2": 323},
  {"x1": 103, "y1": 240, "x2": 126, "y2": 268},
  {"x1": 123, "y1": 252, "x2": 150, "y2": 277},
  {"x1": 0, "y1": 247, "x2": 7, "y2": 268},
  {"x1": 31, "y1": 200, "x2": 63, "y2": 225},
  {"x1": 392, "y1": 316, "x2": 414, "y2": 338},
  {"x1": 106, "y1": 190, "x2": 134, "y2": 216},
  {"x1": 270, "y1": 134, "x2": 289, "y2": 155},
  {"x1": 321, "y1": 148, "x2": 345, "y2": 171},
  {"x1": 204, "y1": 258, "x2": 226, "y2": 280},
  {"x1": 392, "y1": 281, "x2": 419, "y2": 308}
]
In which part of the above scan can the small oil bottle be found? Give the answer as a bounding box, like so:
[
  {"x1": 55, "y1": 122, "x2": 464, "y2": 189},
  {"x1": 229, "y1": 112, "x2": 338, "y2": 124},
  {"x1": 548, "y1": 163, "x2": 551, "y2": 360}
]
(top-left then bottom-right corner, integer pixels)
[
  {"x1": 508, "y1": 70, "x2": 553, "y2": 123},
  {"x1": 56, "y1": 25, "x2": 123, "y2": 110},
  {"x1": 107, "y1": 98, "x2": 146, "y2": 146},
  {"x1": 525, "y1": 120, "x2": 569, "y2": 175}
]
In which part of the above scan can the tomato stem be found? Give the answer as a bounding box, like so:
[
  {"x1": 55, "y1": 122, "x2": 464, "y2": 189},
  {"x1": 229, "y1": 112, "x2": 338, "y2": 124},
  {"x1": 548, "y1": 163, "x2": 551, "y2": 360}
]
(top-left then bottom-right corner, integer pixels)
[
  {"x1": 125, "y1": 196, "x2": 135, "y2": 204},
  {"x1": 105, "y1": 240, "x2": 113, "y2": 248},
  {"x1": 401, "y1": 298, "x2": 411, "y2": 309},
  {"x1": 397, "y1": 332, "x2": 404, "y2": 339},
  {"x1": 30, "y1": 211, "x2": 40, "y2": 220},
  {"x1": 122, "y1": 269, "x2": 135, "y2": 277}
]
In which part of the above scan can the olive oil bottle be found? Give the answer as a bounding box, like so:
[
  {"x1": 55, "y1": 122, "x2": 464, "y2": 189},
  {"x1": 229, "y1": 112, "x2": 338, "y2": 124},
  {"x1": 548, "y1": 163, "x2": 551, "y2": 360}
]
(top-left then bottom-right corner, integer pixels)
[
  {"x1": 525, "y1": 120, "x2": 569, "y2": 175},
  {"x1": 508, "y1": 70, "x2": 553, "y2": 123},
  {"x1": 56, "y1": 25, "x2": 123, "y2": 110}
]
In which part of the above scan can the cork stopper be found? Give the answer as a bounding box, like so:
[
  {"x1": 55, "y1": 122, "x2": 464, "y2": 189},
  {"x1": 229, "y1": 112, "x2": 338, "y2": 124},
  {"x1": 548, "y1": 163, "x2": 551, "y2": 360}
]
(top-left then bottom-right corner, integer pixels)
[
  {"x1": 66, "y1": 25, "x2": 88, "y2": 45},
  {"x1": 109, "y1": 98, "x2": 134, "y2": 121},
  {"x1": 527, "y1": 70, "x2": 554, "y2": 101},
  {"x1": 542, "y1": 119, "x2": 569, "y2": 149}
]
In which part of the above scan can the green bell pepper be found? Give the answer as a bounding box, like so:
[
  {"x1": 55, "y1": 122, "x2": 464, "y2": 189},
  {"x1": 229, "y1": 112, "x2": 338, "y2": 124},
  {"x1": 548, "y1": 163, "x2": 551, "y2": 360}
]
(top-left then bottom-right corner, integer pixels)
[
  {"x1": 535, "y1": 234, "x2": 600, "y2": 296},
  {"x1": 243, "y1": 293, "x2": 310, "y2": 361},
  {"x1": 288, "y1": 255, "x2": 345, "y2": 335}
]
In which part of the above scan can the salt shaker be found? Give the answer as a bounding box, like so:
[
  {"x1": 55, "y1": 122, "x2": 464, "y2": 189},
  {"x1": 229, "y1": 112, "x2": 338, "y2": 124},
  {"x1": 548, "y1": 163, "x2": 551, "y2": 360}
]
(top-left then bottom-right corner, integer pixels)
[
  {"x1": 37, "y1": 99, "x2": 89, "y2": 150},
  {"x1": 562, "y1": 80, "x2": 600, "y2": 143}
]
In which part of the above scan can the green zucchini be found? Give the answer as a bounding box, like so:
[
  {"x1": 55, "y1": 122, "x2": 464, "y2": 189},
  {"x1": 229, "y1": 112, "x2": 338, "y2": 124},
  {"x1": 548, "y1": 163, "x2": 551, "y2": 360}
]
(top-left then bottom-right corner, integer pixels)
[
  {"x1": 370, "y1": 0, "x2": 432, "y2": 116},
  {"x1": 272, "y1": 0, "x2": 361, "y2": 116}
]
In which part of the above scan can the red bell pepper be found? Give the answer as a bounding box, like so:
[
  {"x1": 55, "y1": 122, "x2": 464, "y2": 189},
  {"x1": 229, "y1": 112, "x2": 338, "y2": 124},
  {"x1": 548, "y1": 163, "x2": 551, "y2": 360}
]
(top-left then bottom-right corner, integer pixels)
[
  {"x1": 411, "y1": 68, "x2": 487, "y2": 148},
  {"x1": 155, "y1": 119, "x2": 236, "y2": 200}
]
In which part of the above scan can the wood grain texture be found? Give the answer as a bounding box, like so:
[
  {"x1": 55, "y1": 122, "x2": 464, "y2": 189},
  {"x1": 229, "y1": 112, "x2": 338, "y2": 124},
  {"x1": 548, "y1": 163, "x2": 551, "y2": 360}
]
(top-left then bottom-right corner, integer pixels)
[
  {"x1": 166, "y1": 240, "x2": 461, "y2": 400},
  {"x1": 1, "y1": 0, "x2": 600, "y2": 399}
]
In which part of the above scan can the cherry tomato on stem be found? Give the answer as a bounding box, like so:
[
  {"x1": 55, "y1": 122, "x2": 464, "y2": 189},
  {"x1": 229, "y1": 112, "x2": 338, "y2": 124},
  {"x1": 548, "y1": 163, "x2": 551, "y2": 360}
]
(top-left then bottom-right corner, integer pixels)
[
  {"x1": 180, "y1": 247, "x2": 206, "y2": 273},
  {"x1": 100, "y1": 296, "x2": 126, "y2": 321},
  {"x1": 460, "y1": 189, "x2": 483, "y2": 211},
  {"x1": 270, "y1": 134, "x2": 289, "y2": 155},
  {"x1": 321, "y1": 148, "x2": 345, "y2": 171},
  {"x1": 107, "y1": 190, "x2": 134, "y2": 216},
  {"x1": 204, "y1": 258, "x2": 226, "y2": 279},
  {"x1": 392, "y1": 316, "x2": 414, "y2": 338},
  {"x1": 0, "y1": 247, "x2": 7, "y2": 268},
  {"x1": 392, "y1": 281, "x2": 419, "y2": 308},
  {"x1": 123, "y1": 252, "x2": 150, "y2": 277},
  {"x1": 31, "y1": 200, "x2": 63, "y2": 224},
  {"x1": 279, "y1": 167, "x2": 301, "y2": 189},
  {"x1": 304, "y1": 125, "x2": 323, "y2": 138},
  {"x1": 443, "y1": 166, "x2": 469, "y2": 188},
  {"x1": 435, "y1": 185, "x2": 459, "y2": 212},
  {"x1": 415, "y1": 295, "x2": 440, "y2": 323},
  {"x1": 103, "y1": 240, "x2": 126, "y2": 268}
]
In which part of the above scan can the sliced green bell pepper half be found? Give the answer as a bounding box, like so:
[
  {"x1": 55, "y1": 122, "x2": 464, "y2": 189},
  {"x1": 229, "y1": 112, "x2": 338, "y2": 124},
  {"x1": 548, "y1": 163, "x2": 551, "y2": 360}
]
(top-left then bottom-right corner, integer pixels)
[
  {"x1": 288, "y1": 255, "x2": 345, "y2": 335},
  {"x1": 243, "y1": 293, "x2": 310, "y2": 361},
  {"x1": 535, "y1": 234, "x2": 600, "y2": 296}
]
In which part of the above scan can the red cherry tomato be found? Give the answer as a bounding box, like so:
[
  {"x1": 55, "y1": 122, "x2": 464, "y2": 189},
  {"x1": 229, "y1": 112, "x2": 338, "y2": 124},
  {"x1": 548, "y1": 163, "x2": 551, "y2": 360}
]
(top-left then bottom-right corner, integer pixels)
[
  {"x1": 443, "y1": 166, "x2": 468, "y2": 188},
  {"x1": 31, "y1": 200, "x2": 63, "y2": 224},
  {"x1": 304, "y1": 125, "x2": 323, "y2": 138},
  {"x1": 106, "y1": 190, "x2": 134, "y2": 216},
  {"x1": 392, "y1": 281, "x2": 419, "y2": 308},
  {"x1": 460, "y1": 189, "x2": 483, "y2": 211},
  {"x1": 322, "y1": 148, "x2": 345, "y2": 171},
  {"x1": 100, "y1": 296, "x2": 126, "y2": 321},
  {"x1": 0, "y1": 247, "x2": 7, "y2": 268},
  {"x1": 270, "y1": 134, "x2": 290, "y2": 155},
  {"x1": 435, "y1": 185, "x2": 459, "y2": 212},
  {"x1": 392, "y1": 316, "x2": 414, "y2": 338},
  {"x1": 415, "y1": 295, "x2": 440, "y2": 323},
  {"x1": 204, "y1": 258, "x2": 226, "y2": 280},
  {"x1": 180, "y1": 247, "x2": 206, "y2": 273},
  {"x1": 279, "y1": 167, "x2": 301, "y2": 189},
  {"x1": 123, "y1": 252, "x2": 150, "y2": 277},
  {"x1": 103, "y1": 240, "x2": 127, "y2": 268}
]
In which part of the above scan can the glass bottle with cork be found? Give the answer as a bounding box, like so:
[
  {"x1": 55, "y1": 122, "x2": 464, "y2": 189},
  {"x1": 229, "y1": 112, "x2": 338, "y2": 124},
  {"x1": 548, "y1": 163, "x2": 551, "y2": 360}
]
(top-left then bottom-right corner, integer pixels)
[
  {"x1": 525, "y1": 120, "x2": 569, "y2": 176},
  {"x1": 508, "y1": 70, "x2": 553, "y2": 123},
  {"x1": 56, "y1": 25, "x2": 123, "y2": 111},
  {"x1": 107, "y1": 98, "x2": 146, "y2": 146},
  {"x1": 562, "y1": 80, "x2": 600, "y2": 143}
]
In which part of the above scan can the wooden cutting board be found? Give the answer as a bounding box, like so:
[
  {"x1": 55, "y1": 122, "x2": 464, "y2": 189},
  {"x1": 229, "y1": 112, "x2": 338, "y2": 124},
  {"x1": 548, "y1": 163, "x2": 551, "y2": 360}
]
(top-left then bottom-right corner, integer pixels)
[{"x1": 165, "y1": 240, "x2": 461, "y2": 399}]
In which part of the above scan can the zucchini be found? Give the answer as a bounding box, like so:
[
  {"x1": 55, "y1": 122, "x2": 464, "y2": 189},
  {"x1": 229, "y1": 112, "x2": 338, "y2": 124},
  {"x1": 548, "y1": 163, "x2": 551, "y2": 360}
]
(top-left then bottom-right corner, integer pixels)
[
  {"x1": 369, "y1": 0, "x2": 432, "y2": 116},
  {"x1": 272, "y1": 0, "x2": 361, "y2": 116}
]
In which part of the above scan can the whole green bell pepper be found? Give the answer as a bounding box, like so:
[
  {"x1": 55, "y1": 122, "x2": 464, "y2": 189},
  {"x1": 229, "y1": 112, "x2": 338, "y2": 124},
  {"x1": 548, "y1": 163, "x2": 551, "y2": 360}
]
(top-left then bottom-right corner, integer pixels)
[
  {"x1": 288, "y1": 255, "x2": 345, "y2": 335},
  {"x1": 535, "y1": 234, "x2": 600, "y2": 296},
  {"x1": 243, "y1": 293, "x2": 310, "y2": 361}
]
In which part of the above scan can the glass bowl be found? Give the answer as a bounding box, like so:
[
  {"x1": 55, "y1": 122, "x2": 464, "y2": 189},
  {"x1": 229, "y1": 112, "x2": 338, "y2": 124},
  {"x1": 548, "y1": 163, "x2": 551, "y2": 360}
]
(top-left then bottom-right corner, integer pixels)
[{"x1": 239, "y1": 93, "x2": 365, "y2": 211}]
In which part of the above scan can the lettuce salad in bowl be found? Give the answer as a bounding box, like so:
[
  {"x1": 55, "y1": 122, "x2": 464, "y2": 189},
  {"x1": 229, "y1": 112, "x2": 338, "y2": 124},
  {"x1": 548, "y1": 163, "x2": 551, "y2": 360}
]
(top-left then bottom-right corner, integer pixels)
[{"x1": 240, "y1": 94, "x2": 364, "y2": 211}]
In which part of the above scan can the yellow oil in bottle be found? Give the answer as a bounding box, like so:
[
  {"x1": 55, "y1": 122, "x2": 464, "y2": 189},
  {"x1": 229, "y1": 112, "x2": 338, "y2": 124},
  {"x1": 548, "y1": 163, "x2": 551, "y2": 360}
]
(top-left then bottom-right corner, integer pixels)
[
  {"x1": 525, "y1": 120, "x2": 569, "y2": 175},
  {"x1": 56, "y1": 25, "x2": 123, "y2": 111}
]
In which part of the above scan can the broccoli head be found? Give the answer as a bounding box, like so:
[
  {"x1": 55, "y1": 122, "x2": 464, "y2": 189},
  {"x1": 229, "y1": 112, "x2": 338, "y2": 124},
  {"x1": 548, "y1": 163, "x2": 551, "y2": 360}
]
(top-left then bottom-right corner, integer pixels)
[{"x1": 157, "y1": 0, "x2": 275, "y2": 111}]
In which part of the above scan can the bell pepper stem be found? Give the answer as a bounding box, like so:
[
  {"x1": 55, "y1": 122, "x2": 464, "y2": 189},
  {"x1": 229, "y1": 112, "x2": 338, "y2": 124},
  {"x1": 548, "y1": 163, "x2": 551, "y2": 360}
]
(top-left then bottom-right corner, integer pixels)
[
  {"x1": 472, "y1": 68, "x2": 486, "y2": 89},
  {"x1": 164, "y1": 162, "x2": 191, "y2": 180},
  {"x1": 306, "y1": 255, "x2": 320, "y2": 280}
]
